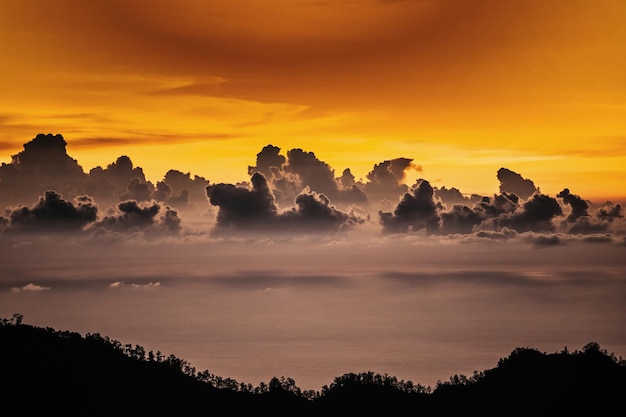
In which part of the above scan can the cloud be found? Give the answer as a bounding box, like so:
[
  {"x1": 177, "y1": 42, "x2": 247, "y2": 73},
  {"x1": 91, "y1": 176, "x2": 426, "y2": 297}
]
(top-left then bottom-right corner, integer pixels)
[
  {"x1": 1, "y1": 134, "x2": 624, "y2": 240},
  {"x1": 557, "y1": 188, "x2": 590, "y2": 222},
  {"x1": 379, "y1": 179, "x2": 442, "y2": 234},
  {"x1": 0, "y1": 134, "x2": 87, "y2": 207},
  {"x1": 557, "y1": 189, "x2": 624, "y2": 234},
  {"x1": 247, "y1": 144, "x2": 418, "y2": 210},
  {"x1": 11, "y1": 283, "x2": 51, "y2": 292},
  {"x1": 206, "y1": 172, "x2": 365, "y2": 234},
  {"x1": 86, "y1": 155, "x2": 151, "y2": 205},
  {"x1": 492, "y1": 193, "x2": 563, "y2": 233},
  {"x1": 497, "y1": 167, "x2": 539, "y2": 200},
  {"x1": 363, "y1": 158, "x2": 413, "y2": 205},
  {"x1": 434, "y1": 186, "x2": 482, "y2": 209},
  {"x1": 206, "y1": 172, "x2": 278, "y2": 229},
  {"x1": 91, "y1": 200, "x2": 181, "y2": 235},
  {"x1": 202, "y1": 271, "x2": 352, "y2": 290},
  {"x1": 119, "y1": 177, "x2": 154, "y2": 202},
  {"x1": 284, "y1": 148, "x2": 339, "y2": 198},
  {"x1": 280, "y1": 188, "x2": 366, "y2": 232},
  {"x1": 596, "y1": 202, "x2": 623, "y2": 222},
  {"x1": 7, "y1": 191, "x2": 98, "y2": 232},
  {"x1": 473, "y1": 228, "x2": 517, "y2": 240},
  {"x1": 248, "y1": 144, "x2": 287, "y2": 181},
  {"x1": 109, "y1": 281, "x2": 161, "y2": 289},
  {"x1": 530, "y1": 234, "x2": 561, "y2": 248},
  {"x1": 161, "y1": 169, "x2": 210, "y2": 209},
  {"x1": 439, "y1": 204, "x2": 484, "y2": 235}
]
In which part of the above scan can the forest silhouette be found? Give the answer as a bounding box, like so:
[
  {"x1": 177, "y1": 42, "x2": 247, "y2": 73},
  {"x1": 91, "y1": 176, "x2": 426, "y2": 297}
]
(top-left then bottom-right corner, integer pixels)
[{"x1": 1, "y1": 314, "x2": 624, "y2": 416}]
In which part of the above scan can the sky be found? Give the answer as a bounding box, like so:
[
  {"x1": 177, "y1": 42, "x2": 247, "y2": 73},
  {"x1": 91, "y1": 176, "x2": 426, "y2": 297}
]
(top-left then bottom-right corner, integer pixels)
[
  {"x1": 1, "y1": 0, "x2": 625, "y2": 201},
  {"x1": 1, "y1": 0, "x2": 625, "y2": 392}
]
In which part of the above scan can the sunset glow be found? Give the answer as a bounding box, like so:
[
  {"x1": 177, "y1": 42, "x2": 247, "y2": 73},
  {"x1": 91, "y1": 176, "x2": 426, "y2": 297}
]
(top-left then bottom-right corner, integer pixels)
[
  {"x1": 1, "y1": 0, "x2": 625, "y2": 395},
  {"x1": 1, "y1": 0, "x2": 624, "y2": 200}
]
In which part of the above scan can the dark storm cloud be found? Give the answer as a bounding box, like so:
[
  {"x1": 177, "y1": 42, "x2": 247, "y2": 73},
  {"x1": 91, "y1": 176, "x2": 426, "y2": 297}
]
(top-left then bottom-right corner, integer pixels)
[
  {"x1": 379, "y1": 179, "x2": 442, "y2": 234},
  {"x1": 206, "y1": 172, "x2": 364, "y2": 234},
  {"x1": 7, "y1": 190, "x2": 97, "y2": 232},
  {"x1": 497, "y1": 167, "x2": 539, "y2": 200}
]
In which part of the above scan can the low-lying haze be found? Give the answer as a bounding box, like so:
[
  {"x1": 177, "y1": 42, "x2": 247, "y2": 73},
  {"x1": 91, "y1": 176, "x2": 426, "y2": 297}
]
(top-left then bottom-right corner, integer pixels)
[{"x1": 1, "y1": 133, "x2": 625, "y2": 390}]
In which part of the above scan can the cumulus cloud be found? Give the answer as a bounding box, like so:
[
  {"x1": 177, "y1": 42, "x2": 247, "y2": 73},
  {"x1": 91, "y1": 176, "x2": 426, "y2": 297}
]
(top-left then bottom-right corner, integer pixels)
[
  {"x1": 284, "y1": 148, "x2": 339, "y2": 198},
  {"x1": 120, "y1": 177, "x2": 154, "y2": 202},
  {"x1": 206, "y1": 172, "x2": 365, "y2": 234},
  {"x1": 1, "y1": 134, "x2": 625, "y2": 240},
  {"x1": 92, "y1": 200, "x2": 181, "y2": 234},
  {"x1": 206, "y1": 172, "x2": 278, "y2": 229},
  {"x1": 434, "y1": 186, "x2": 482, "y2": 209},
  {"x1": 497, "y1": 167, "x2": 539, "y2": 200},
  {"x1": 248, "y1": 144, "x2": 286, "y2": 180},
  {"x1": 557, "y1": 188, "x2": 590, "y2": 221},
  {"x1": 7, "y1": 191, "x2": 98, "y2": 232},
  {"x1": 557, "y1": 189, "x2": 624, "y2": 234},
  {"x1": 596, "y1": 202, "x2": 624, "y2": 221},
  {"x1": 439, "y1": 204, "x2": 484, "y2": 235},
  {"x1": 0, "y1": 134, "x2": 87, "y2": 206},
  {"x1": 364, "y1": 158, "x2": 414, "y2": 205},
  {"x1": 491, "y1": 193, "x2": 563, "y2": 233},
  {"x1": 160, "y1": 169, "x2": 209, "y2": 209},
  {"x1": 86, "y1": 155, "x2": 154, "y2": 208},
  {"x1": 379, "y1": 179, "x2": 442, "y2": 234},
  {"x1": 247, "y1": 144, "x2": 418, "y2": 210},
  {"x1": 280, "y1": 188, "x2": 366, "y2": 232}
]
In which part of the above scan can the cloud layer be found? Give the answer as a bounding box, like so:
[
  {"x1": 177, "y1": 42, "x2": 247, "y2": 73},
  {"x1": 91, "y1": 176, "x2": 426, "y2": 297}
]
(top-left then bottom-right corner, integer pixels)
[{"x1": 0, "y1": 134, "x2": 624, "y2": 240}]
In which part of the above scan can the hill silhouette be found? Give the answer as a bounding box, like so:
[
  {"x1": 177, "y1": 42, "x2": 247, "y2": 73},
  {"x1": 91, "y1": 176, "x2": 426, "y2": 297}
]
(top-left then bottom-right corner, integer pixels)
[{"x1": 1, "y1": 315, "x2": 624, "y2": 416}]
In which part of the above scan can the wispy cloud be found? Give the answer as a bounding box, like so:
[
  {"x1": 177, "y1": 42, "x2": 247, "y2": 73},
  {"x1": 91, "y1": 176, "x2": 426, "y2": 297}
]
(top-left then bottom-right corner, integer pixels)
[{"x1": 109, "y1": 281, "x2": 161, "y2": 289}]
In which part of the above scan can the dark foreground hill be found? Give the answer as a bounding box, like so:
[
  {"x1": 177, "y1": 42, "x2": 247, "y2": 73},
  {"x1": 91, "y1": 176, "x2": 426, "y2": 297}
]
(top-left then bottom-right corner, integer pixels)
[{"x1": 1, "y1": 316, "x2": 624, "y2": 416}]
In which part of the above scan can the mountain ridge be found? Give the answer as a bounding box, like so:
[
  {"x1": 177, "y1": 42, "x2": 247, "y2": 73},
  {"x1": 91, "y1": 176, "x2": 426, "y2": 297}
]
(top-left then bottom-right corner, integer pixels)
[{"x1": 1, "y1": 315, "x2": 624, "y2": 416}]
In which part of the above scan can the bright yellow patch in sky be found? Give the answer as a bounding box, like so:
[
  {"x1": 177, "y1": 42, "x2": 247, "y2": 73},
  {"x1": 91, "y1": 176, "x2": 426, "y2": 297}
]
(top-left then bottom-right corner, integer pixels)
[{"x1": 0, "y1": 0, "x2": 624, "y2": 202}]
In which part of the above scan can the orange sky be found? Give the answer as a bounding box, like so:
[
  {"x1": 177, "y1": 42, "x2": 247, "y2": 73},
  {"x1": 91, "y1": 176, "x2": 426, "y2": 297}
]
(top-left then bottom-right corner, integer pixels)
[{"x1": 1, "y1": 0, "x2": 625, "y2": 202}]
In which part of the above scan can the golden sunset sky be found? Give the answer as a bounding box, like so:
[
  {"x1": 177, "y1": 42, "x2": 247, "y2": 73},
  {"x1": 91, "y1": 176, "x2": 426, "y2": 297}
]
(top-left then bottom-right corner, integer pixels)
[{"x1": 1, "y1": 0, "x2": 624, "y2": 201}]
